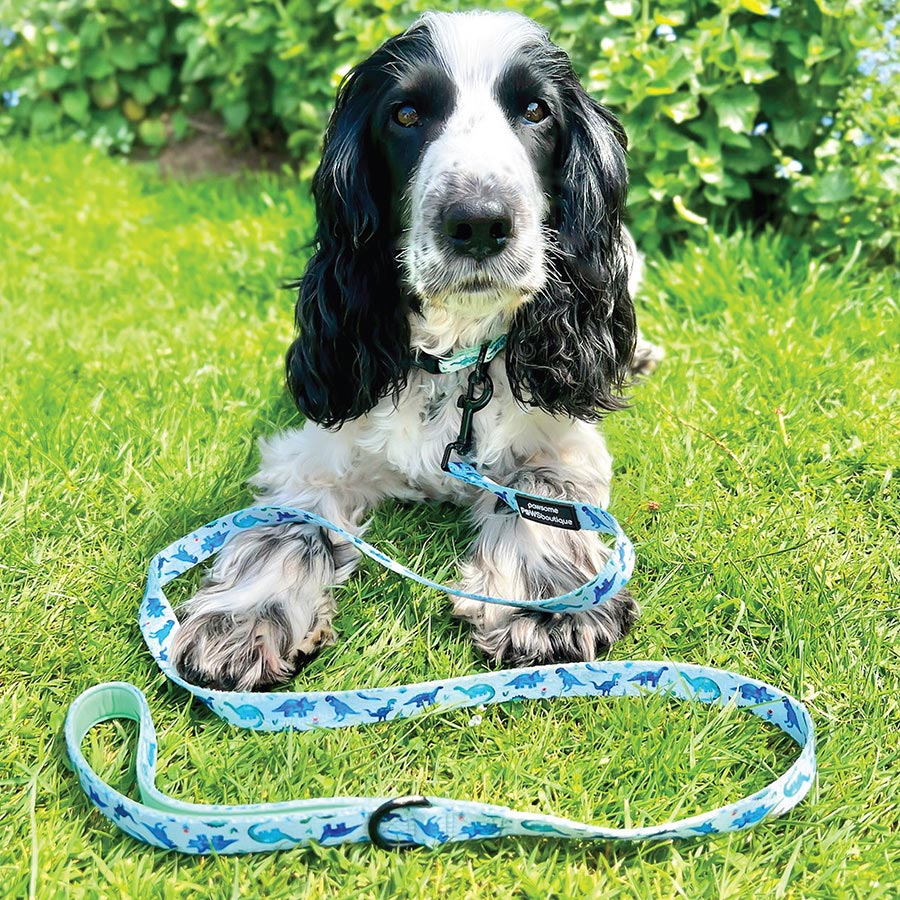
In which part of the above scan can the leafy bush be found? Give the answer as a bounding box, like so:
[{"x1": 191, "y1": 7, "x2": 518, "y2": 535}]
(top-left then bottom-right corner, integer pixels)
[
  {"x1": 1, "y1": 0, "x2": 895, "y2": 259},
  {"x1": 785, "y1": 10, "x2": 899, "y2": 261},
  {"x1": 0, "y1": 0, "x2": 183, "y2": 153}
]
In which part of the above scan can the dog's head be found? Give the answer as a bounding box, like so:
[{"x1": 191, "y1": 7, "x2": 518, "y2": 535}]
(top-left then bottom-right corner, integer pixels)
[{"x1": 287, "y1": 10, "x2": 636, "y2": 427}]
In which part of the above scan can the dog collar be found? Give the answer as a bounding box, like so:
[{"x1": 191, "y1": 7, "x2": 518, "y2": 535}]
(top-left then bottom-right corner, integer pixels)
[{"x1": 413, "y1": 334, "x2": 507, "y2": 374}]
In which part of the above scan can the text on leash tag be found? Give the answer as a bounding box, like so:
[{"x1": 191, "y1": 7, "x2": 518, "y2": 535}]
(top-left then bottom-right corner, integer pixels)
[{"x1": 514, "y1": 495, "x2": 581, "y2": 530}]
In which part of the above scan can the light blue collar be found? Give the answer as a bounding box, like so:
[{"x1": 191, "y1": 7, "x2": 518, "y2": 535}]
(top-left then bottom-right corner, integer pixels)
[{"x1": 413, "y1": 334, "x2": 507, "y2": 375}]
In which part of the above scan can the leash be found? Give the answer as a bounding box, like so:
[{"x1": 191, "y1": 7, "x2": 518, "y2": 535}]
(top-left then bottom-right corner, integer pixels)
[{"x1": 65, "y1": 341, "x2": 816, "y2": 853}]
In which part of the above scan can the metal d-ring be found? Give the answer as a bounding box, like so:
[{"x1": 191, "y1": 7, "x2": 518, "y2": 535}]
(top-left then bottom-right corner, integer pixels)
[{"x1": 367, "y1": 794, "x2": 433, "y2": 850}]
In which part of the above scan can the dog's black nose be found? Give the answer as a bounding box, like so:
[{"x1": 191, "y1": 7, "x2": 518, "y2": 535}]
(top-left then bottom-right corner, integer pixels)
[{"x1": 441, "y1": 201, "x2": 513, "y2": 260}]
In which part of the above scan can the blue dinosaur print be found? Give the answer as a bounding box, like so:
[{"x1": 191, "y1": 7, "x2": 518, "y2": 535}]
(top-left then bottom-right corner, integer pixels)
[
  {"x1": 273, "y1": 698, "x2": 315, "y2": 718},
  {"x1": 201, "y1": 531, "x2": 229, "y2": 554},
  {"x1": 460, "y1": 821, "x2": 502, "y2": 838},
  {"x1": 156, "y1": 556, "x2": 166, "y2": 575},
  {"x1": 325, "y1": 695, "x2": 356, "y2": 721},
  {"x1": 415, "y1": 817, "x2": 449, "y2": 842},
  {"x1": 248, "y1": 824, "x2": 300, "y2": 844},
  {"x1": 629, "y1": 667, "x2": 667, "y2": 688},
  {"x1": 188, "y1": 833, "x2": 238, "y2": 853},
  {"x1": 233, "y1": 511, "x2": 266, "y2": 528},
  {"x1": 734, "y1": 805, "x2": 770, "y2": 828},
  {"x1": 591, "y1": 674, "x2": 621, "y2": 696},
  {"x1": 581, "y1": 505, "x2": 607, "y2": 530},
  {"x1": 276, "y1": 511, "x2": 298, "y2": 522},
  {"x1": 369, "y1": 547, "x2": 394, "y2": 566},
  {"x1": 739, "y1": 683, "x2": 776, "y2": 704},
  {"x1": 158, "y1": 647, "x2": 168, "y2": 662},
  {"x1": 547, "y1": 601, "x2": 586, "y2": 612},
  {"x1": 144, "y1": 822, "x2": 176, "y2": 849},
  {"x1": 113, "y1": 803, "x2": 134, "y2": 821},
  {"x1": 783, "y1": 768, "x2": 809, "y2": 798},
  {"x1": 355, "y1": 693, "x2": 382, "y2": 702},
  {"x1": 321, "y1": 822, "x2": 359, "y2": 841},
  {"x1": 555, "y1": 668, "x2": 585, "y2": 691},
  {"x1": 505, "y1": 672, "x2": 545, "y2": 689},
  {"x1": 196, "y1": 695, "x2": 216, "y2": 709},
  {"x1": 87, "y1": 786, "x2": 107, "y2": 809},
  {"x1": 520, "y1": 820, "x2": 570, "y2": 835},
  {"x1": 782, "y1": 697, "x2": 802, "y2": 734},
  {"x1": 172, "y1": 545, "x2": 199, "y2": 565},
  {"x1": 681, "y1": 673, "x2": 722, "y2": 700},
  {"x1": 224, "y1": 702, "x2": 264, "y2": 728},
  {"x1": 688, "y1": 821, "x2": 718, "y2": 834},
  {"x1": 593, "y1": 574, "x2": 617, "y2": 602},
  {"x1": 454, "y1": 683, "x2": 496, "y2": 701},
  {"x1": 404, "y1": 687, "x2": 442, "y2": 708},
  {"x1": 367, "y1": 699, "x2": 396, "y2": 722},
  {"x1": 151, "y1": 620, "x2": 175, "y2": 643},
  {"x1": 145, "y1": 595, "x2": 165, "y2": 618},
  {"x1": 584, "y1": 662, "x2": 612, "y2": 673}
]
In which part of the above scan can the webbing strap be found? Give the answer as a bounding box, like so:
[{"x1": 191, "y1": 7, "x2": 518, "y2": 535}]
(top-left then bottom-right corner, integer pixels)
[{"x1": 65, "y1": 460, "x2": 815, "y2": 852}]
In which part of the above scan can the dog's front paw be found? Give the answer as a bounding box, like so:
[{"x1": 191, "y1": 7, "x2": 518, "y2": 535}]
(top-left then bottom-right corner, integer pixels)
[
  {"x1": 171, "y1": 603, "x2": 334, "y2": 692},
  {"x1": 473, "y1": 589, "x2": 639, "y2": 668}
]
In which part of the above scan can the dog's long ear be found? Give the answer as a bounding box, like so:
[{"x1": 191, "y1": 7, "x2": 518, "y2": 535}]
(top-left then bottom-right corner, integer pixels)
[
  {"x1": 285, "y1": 51, "x2": 411, "y2": 428},
  {"x1": 506, "y1": 74, "x2": 636, "y2": 420}
]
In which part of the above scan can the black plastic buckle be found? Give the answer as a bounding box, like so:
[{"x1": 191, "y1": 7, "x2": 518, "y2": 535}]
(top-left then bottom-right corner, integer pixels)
[
  {"x1": 368, "y1": 795, "x2": 433, "y2": 850},
  {"x1": 440, "y1": 342, "x2": 494, "y2": 472},
  {"x1": 413, "y1": 352, "x2": 443, "y2": 375}
]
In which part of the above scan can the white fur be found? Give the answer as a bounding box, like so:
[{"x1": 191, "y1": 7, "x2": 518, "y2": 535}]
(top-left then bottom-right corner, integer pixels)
[{"x1": 402, "y1": 12, "x2": 548, "y2": 311}]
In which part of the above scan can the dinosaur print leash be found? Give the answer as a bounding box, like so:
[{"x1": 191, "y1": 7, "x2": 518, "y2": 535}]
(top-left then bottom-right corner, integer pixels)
[{"x1": 65, "y1": 457, "x2": 816, "y2": 854}]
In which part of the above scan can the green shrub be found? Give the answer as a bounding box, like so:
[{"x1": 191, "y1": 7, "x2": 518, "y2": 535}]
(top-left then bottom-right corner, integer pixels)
[
  {"x1": 785, "y1": 11, "x2": 899, "y2": 262},
  {"x1": 1, "y1": 0, "x2": 895, "y2": 259},
  {"x1": 0, "y1": 0, "x2": 182, "y2": 153}
]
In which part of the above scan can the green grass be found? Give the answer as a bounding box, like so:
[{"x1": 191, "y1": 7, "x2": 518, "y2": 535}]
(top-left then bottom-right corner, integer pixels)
[{"x1": 1, "y1": 140, "x2": 898, "y2": 899}]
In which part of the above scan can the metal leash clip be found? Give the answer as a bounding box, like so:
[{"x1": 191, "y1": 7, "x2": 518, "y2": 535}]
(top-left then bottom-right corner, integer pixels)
[
  {"x1": 441, "y1": 341, "x2": 494, "y2": 471},
  {"x1": 367, "y1": 795, "x2": 434, "y2": 850}
]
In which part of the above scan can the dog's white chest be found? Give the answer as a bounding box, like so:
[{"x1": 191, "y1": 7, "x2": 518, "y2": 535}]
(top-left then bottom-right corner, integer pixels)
[{"x1": 354, "y1": 361, "x2": 573, "y2": 501}]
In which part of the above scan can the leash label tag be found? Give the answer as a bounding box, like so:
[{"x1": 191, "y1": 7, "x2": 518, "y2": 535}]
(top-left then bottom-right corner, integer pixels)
[{"x1": 514, "y1": 495, "x2": 580, "y2": 530}]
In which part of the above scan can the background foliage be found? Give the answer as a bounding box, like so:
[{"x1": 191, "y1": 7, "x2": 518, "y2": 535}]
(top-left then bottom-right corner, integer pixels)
[{"x1": 1, "y1": 0, "x2": 897, "y2": 256}]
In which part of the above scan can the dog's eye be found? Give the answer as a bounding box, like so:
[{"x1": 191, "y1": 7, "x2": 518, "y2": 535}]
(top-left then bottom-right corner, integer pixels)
[
  {"x1": 394, "y1": 104, "x2": 420, "y2": 127},
  {"x1": 523, "y1": 100, "x2": 549, "y2": 124}
]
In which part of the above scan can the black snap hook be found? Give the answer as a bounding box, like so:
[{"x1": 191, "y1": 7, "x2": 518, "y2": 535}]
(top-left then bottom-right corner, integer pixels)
[
  {"x1": 367, "y1": 795, "x2": 433, "y2": 850},
  {"x1": 440, "y1": 342, "x2": 494, "y2": 471}
]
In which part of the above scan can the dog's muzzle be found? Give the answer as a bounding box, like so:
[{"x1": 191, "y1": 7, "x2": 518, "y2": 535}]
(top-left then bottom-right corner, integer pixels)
[{"x1": 440, "y1": 198, "x2": 515, "y2": 261}]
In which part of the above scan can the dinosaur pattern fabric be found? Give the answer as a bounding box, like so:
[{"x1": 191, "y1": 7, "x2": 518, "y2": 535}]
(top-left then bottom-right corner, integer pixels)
[{"x1": 65, "y1": 462, "x2": 816, "y2": 854}]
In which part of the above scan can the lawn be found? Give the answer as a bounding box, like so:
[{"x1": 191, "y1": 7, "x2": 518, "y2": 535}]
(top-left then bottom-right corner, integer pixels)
[{"x1": 1, "y1": 140, "x2": 897, "y2": 899}]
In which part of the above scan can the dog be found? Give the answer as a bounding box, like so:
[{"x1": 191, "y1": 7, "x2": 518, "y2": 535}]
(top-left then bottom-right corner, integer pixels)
[{"x1": 171, "y1": 10, "x2": 661, "y2": 691}]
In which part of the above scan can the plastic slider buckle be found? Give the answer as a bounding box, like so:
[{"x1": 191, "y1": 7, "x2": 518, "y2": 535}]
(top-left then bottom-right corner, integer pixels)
[{"x1": 413, "y1": 352, "x2": 443, "y2": 375}]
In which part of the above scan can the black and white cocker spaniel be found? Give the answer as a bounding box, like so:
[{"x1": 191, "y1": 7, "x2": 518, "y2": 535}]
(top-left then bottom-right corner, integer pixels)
[{"x1": 172, "y1": 10, "x2": 661, "y2": 691}]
